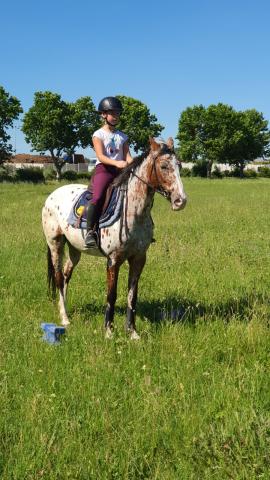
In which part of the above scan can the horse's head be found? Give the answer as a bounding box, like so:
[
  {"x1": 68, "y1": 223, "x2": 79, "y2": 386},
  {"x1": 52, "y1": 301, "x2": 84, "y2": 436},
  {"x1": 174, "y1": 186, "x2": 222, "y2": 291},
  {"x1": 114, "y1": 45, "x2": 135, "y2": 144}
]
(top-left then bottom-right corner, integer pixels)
[{"x1": 149, "y1": 137, "x2": 187, "y2": 210}]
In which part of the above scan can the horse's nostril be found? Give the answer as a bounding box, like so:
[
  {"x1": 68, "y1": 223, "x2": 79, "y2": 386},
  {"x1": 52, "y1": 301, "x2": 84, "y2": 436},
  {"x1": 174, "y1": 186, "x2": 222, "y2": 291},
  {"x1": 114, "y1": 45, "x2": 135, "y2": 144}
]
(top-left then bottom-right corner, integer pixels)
[{"x1": 173, "y1": 197, "x2": 187, "y2": 210}]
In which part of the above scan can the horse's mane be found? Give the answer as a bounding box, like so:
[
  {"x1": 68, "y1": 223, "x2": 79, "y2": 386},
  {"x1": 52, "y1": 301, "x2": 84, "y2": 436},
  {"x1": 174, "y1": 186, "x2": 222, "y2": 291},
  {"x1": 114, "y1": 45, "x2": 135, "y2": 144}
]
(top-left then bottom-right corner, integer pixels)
[
  {"x1": 112, "y1": 150, "x2": 149, "y2": 187},
  {"x1": 113, "y1": 141, "x2": 173, "y2": 188}
]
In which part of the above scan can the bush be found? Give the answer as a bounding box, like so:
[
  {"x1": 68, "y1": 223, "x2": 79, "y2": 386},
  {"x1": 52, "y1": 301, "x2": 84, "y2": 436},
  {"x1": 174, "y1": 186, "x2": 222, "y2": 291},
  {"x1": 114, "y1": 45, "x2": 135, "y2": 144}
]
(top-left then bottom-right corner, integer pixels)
[
  {"x1": 191, "y1": 160, "x2": 208, "y2": 177},
  {"x1": 15, "y1": 167, "x2": 45, "y2": 183},
  {"x1": 180, "y1": 167, "x2": 191, "y2": 177},
  {"x1": 61, "y1": 170, "x2": 93, "y2": 181},
  {"x1": 230, "y1": 167, "x2": 241, "y2": 177},
  {"x1": 228, "y1": 168, "x2": 258, "y2": 179},
  {"x1": 77, "y1": 171, "x2": 93, "y2": 180},
  {"x1": 211, "y1": 165, "x2": 224, "y2": 178},
  {"x1": 244, "y1": 169, "x2": 257, "y2": 178},
  {"x1": 0, "y1": 165, "x2": 16, "y2": 182},
  {"x1": 61, "y1": 170, "x2": 78, "y2": 181},
  {"x1": 258, "y1": 166, "x2": 270, "y2": 178},
  {"x1": 44, "y1": 167, "x2": 56, "y2": 181}
]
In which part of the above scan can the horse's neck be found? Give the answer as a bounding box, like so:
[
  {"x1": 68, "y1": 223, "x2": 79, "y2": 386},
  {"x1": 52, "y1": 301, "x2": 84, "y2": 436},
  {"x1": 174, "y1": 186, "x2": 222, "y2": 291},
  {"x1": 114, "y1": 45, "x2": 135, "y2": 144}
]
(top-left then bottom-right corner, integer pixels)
[{"x1": 126, "y1": 156, "x2": 154, "y2": 218}]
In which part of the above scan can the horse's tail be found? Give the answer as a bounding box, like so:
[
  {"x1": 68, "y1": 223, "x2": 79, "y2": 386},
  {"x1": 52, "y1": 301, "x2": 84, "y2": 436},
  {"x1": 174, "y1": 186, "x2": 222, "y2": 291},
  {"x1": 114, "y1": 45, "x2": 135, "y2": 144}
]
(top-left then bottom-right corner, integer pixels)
[{"x1": 47, "y1": 246, "x2": 56, "y2": 299}]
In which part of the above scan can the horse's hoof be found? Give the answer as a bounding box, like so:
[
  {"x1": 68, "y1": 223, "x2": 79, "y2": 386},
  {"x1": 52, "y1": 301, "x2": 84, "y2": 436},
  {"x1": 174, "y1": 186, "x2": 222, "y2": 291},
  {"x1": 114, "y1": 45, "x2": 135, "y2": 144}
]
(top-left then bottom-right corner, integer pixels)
[
  {"x1": 61, "y1": 318, "x2": 70, "y2": 326},
  {"x1": 105, "y1": 328, "x2": 113, "y2": 339},
  {"x1": 130, "y1": 330, "x2": 140, "y2": 341}
]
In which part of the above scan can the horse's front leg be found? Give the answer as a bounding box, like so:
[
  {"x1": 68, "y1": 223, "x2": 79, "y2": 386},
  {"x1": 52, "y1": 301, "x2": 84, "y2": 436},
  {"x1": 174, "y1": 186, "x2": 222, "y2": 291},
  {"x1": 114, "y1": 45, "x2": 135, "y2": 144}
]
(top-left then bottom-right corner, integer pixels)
[
  {"x1": 105, "y1": 257, "x2": 121, "y2": 338},
  {"x1": 127, "y1": 253, "x2": 146, "y2": 340}
]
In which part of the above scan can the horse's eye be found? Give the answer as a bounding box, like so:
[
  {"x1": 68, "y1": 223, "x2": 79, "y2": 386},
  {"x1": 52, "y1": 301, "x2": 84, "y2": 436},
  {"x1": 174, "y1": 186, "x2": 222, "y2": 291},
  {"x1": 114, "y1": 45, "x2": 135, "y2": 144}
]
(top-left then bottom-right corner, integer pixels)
[{"x1": 161, "y1": 162, "x2": 169, "y2": 170}]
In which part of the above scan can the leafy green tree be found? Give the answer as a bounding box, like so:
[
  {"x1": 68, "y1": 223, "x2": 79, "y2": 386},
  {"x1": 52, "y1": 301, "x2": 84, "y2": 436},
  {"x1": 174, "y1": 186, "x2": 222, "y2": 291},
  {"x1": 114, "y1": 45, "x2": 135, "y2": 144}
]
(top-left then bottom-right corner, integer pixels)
[
  {"x1": 65, "y1": 96, "x2": 101, "y2": 155},
  {"x1": 116, "y1": 95, "x2": 164, "y2": 153},
  {"x1": 203, "y1": 104, "x2": 238, "y2": 177},
  {"x1": 0, "y1": 86, "x2": 23, "y2": 164},
  {"x1": 177, "y1": 103, "x2": 237, "y2": 177},
  {"x1": 228, "y1": 109, "x2": 270, "y2": 176},
  {"x1": 176, "y1": 104, "x2": 206, "y2": 162},
  {"x1": 177, "y1": 104, "x2": 270, "y2": 178},
  {"x1": 22, "y1": 91, "x2": 100, "y2": 179}
]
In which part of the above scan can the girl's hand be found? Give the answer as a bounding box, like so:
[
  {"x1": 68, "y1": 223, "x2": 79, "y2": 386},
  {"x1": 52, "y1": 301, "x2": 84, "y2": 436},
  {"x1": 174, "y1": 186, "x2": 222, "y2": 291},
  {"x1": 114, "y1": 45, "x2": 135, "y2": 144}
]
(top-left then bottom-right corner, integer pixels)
[{"x1": 116, "y1": 160, "x2": 128, "y2": 169}]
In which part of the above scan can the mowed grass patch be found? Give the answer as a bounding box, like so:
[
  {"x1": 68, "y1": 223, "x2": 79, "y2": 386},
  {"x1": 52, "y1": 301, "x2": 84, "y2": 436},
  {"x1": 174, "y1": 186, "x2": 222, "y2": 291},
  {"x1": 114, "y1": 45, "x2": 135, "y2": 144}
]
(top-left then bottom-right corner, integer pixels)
[{"x1": 0, "y1": 179, "x2": 270, "y2": 479}]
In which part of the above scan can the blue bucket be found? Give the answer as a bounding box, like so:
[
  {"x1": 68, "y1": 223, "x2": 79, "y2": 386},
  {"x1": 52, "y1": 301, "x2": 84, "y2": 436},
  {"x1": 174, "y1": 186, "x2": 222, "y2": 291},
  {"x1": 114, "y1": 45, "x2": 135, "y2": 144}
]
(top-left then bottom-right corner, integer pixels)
[{"x1": 41, "y1": 323, "x2": 66, "y2": 344}]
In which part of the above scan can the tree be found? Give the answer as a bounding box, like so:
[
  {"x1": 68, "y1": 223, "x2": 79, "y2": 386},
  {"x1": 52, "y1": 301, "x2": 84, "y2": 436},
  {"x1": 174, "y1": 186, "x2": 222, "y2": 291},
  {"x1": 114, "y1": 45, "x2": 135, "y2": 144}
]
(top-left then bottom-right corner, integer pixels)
[
  {"x1": 65, "y1": 96, "x2": 102, "y2": 155},
  {"x1": 177, "y1": 103, "x2": 237, "y2": 177},
  {"x1": 177, "y1": 104, "x2": 270, "y2": 178},
  {"x1": 22, "y1": 91, "x2": 100, "y2": 179},
  {"x1": 176, "y1": 104, "x2": 205, "y2": 161},
  {"x1": 0, "y1": 86, "x2": 22, "y2": 164},
  {"x1": 228, "y1": 109, "x2": 270, "y2": 176},
  {"x1": 116, "y1": 95, "x2": 164, "y2": 153}
]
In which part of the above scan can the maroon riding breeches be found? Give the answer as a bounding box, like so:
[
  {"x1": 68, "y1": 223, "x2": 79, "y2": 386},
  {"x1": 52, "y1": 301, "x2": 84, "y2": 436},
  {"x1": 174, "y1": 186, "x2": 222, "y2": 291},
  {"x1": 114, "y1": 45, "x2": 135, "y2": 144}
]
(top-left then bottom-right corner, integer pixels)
[{"x1": 89, "y1": 163, "x2": 118, "y2": 207}]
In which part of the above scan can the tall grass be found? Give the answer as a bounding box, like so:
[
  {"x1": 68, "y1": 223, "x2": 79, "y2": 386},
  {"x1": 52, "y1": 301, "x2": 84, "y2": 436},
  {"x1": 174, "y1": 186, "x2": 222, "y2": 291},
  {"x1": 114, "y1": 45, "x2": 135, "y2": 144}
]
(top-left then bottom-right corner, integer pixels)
[{"x1": 0, "y1": 179, "x2": 270, "y2": 479}]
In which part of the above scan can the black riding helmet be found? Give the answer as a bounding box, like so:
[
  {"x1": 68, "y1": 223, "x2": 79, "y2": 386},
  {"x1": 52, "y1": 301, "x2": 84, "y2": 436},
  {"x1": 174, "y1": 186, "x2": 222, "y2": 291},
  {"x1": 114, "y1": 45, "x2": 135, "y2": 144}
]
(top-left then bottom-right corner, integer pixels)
[{"x1": 97, "y1": 96, "x2": 123, "y2": 113}]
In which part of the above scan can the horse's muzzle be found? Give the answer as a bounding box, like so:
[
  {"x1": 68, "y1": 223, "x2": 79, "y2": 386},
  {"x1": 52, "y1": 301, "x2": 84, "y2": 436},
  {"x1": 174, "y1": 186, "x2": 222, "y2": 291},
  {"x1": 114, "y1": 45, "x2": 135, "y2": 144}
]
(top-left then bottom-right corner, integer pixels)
[{"x1": 171, "y1": 196, "x2": 187, "y2": 211}]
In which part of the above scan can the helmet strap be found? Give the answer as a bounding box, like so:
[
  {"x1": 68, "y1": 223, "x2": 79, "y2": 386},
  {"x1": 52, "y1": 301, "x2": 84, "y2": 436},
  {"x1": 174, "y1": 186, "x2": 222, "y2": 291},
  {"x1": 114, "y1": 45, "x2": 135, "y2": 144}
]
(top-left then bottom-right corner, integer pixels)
[{"x1": 106, "y1": 118, "x2": 115, "y2": 127}]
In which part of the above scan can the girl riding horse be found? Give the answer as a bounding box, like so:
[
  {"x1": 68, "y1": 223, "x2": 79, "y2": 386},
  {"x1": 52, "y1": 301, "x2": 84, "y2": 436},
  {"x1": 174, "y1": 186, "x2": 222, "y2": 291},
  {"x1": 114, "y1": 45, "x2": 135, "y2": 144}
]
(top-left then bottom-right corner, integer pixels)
[{"x1": 85, "y1": 96, "x2": 133, "y2": 248}]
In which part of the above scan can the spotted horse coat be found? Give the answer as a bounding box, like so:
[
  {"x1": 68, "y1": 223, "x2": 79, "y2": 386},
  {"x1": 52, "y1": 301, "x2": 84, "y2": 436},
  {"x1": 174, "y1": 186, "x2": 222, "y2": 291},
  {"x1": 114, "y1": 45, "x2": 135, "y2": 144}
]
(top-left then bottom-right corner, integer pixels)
[{"x1": 42, "y1": 137, "x2": 187, "y2": 339}]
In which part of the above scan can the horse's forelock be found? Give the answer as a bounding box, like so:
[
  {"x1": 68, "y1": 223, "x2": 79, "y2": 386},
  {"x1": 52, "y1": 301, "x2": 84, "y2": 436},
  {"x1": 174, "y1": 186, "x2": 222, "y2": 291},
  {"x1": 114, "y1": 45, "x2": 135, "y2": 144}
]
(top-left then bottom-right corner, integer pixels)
[
  {"x1": 155, "y1": 138, "x2": 174, "y2": 155},
  {"x1": 158, "y1": 142, "x2": 174, "y2": 156}
]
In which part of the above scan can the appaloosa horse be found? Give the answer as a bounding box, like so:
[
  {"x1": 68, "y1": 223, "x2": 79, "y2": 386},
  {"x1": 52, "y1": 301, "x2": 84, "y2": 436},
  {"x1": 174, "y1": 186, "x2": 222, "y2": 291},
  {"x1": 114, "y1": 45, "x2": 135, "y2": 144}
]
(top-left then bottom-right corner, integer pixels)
[{"x1": 42, "y1": 137, "x2": 187, "y2": 339}]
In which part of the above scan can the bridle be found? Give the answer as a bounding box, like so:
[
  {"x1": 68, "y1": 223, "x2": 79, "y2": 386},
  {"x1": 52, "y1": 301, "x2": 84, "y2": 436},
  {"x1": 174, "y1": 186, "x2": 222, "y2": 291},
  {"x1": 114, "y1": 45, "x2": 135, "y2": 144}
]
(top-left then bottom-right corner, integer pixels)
[{"x1": 130, "y1": 150, "x2": 181, "y2": 200}]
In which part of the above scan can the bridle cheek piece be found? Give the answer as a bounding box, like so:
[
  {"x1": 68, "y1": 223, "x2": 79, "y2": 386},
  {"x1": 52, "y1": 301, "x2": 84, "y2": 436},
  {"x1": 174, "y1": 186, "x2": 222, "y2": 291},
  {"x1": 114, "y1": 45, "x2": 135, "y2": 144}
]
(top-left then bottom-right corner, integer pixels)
[{"x1": 130, "y1": 153, "x2": 177, "y2": 200}]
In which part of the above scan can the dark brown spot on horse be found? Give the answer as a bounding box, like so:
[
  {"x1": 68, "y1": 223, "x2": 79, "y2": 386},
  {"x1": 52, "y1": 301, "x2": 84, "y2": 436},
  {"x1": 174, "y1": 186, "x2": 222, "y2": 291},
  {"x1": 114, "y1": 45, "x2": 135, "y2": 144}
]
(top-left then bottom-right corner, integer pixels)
[
  {"x1": 55, "y1": 271, "x2": 64, "y2": 290},
  {"x1": 56, "y1": 226, "x2": 63, "y2": 235}
]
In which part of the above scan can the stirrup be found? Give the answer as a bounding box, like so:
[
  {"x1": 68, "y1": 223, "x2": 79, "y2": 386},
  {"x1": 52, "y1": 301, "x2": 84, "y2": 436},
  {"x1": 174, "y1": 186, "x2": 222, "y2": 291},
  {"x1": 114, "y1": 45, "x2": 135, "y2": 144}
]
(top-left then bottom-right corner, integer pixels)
[{"x1": 85, "y1": 230, "x2": 98, "y2": 248}]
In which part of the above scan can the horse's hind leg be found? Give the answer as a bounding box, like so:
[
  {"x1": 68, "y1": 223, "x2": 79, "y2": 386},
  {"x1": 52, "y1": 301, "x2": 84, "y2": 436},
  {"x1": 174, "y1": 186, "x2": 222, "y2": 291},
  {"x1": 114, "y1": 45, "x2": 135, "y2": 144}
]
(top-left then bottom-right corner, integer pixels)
[
  {"x1": 126, "y1": 253, "x2": 146, "y2": 340},
  {"x1": 43, "y1": 205, "x2": 76, "y2": 326},
  {"x1": 63, "y1": 243, "x2": 81, "y2": 305},
  {"x1": 47, "y1": 233, "x2": 70, "y2": 325},
  {"x1": 56, "y1": 242, "x2": 81, "y2": 326}
]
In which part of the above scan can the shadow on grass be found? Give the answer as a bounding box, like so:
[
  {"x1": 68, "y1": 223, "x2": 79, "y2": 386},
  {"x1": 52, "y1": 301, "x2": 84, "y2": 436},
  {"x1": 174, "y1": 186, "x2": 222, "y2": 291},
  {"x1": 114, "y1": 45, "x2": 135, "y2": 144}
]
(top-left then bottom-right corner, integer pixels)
[
  {"x1": 70, "y1": 292, "x2": 269, "y2": 326},
  {"x1": 137, "y1": 292, "x2": 269, "y2": 325}
]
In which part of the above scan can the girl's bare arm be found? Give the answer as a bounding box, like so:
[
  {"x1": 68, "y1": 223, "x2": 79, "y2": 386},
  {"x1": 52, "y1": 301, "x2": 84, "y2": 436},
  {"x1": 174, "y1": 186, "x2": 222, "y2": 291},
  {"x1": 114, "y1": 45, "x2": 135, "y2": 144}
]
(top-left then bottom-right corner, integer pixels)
[{"x1": 123, "y1": 141, "x2": 133, "y2": 164}]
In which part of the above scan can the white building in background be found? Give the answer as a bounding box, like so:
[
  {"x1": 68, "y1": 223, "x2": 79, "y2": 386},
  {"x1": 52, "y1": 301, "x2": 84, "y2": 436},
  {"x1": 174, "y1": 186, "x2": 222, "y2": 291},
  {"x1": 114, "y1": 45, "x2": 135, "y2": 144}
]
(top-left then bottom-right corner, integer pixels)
[
  {"x1": 7, "y1": 153, "x2": 98, "y2": 173},
  {"x1": 86, "y1": 158, "x2": 97, "y2": 172}
]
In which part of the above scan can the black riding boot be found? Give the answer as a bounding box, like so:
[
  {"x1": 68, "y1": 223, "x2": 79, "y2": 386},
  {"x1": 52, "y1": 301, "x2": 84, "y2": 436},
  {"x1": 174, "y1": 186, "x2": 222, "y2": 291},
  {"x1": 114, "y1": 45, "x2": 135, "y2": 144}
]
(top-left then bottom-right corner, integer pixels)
[{"x1": 85, "y1": 203, "x2": 99, "y2": 248}]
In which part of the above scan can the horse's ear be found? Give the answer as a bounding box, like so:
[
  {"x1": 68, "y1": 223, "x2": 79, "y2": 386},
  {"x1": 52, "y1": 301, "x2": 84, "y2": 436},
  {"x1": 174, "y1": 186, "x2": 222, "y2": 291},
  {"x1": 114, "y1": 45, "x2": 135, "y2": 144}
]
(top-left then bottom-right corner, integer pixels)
[
  {"x1": 167, "y1": 137, "x2": 174, "y2": 149},
  {"x1": 149, "y1": 137, "x2": 160, "y2": 151}
]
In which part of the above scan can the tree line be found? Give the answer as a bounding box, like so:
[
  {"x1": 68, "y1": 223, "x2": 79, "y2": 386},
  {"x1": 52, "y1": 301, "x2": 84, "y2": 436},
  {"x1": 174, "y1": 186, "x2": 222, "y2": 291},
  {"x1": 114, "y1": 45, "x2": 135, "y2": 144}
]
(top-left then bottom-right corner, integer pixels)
[{"x1": 1, "y1": 85, "x2": 269, "y2": 179}]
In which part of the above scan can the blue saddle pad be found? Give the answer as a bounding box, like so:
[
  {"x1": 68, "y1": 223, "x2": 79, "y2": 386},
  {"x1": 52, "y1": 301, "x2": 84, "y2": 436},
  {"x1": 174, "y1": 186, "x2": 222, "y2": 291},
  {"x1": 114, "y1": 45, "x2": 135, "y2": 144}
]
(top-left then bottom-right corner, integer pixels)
[{"x1": 67, "y1": 187, "x2": 124, "y2": 230}]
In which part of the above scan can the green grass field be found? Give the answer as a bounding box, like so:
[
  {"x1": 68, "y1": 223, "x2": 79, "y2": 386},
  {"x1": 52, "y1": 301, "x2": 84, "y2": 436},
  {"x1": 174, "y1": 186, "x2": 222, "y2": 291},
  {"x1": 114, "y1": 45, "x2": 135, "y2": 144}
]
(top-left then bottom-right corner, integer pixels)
[{"x1": 0, "y1": 178, "x2": 270, "y2": 479}]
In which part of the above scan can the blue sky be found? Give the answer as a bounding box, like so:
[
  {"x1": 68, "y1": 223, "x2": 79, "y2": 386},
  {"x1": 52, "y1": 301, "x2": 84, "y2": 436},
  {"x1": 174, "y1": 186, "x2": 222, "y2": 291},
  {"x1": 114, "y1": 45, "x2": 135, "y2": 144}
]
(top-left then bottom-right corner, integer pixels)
[{"x1": 2, "y1": 0, "x2": 270, "y2": 155}]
